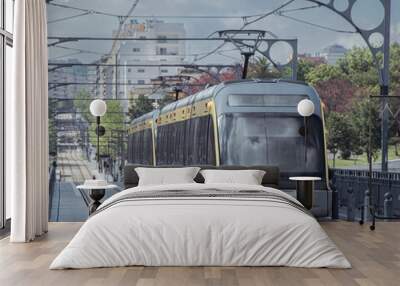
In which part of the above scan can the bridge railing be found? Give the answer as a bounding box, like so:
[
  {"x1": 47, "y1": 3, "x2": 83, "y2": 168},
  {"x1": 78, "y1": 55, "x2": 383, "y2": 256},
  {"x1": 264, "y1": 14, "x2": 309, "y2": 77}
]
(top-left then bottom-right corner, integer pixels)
[{"x1": 331, "y1": 169, "x2": 400, "y2": 219}]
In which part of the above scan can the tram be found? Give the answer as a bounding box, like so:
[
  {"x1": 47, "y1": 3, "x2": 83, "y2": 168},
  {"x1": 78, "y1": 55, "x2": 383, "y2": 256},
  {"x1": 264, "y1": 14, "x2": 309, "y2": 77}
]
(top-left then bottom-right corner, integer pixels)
[{"x1": 127, "y1": 79, "x2": 329, "y2": 186}]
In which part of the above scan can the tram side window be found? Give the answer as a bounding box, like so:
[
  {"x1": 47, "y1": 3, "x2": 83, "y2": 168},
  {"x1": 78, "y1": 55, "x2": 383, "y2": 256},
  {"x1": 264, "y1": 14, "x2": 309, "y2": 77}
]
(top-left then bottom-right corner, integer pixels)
[
  {"x1": 131, "y1": 133, "x2": 137, "y2": 163},
  {"x1": 155, "y1": 115, "x2": 215, "y2": 166},
  {"x1": 157, "y1": 125, "x2": 172, "y2": 165},
  {"x1": 169, "y1": 121, "x2": 186, "y2": 165},
  {"x1": 206, "y1": 116, "x2": 215, "y2": 164},
  {"x1": 184, "y1": 118, "x2": 194, "y2": 164},
  {"x1": 137, "y1": 132, "x2": 143, "y2": 163},
  {"x1": 128, "y1": 135, "x2": 133, "y2": 163},
  {"x1": 188, "y1": 116, "x2": 215, "y2": 165},
  {"x1": 130, "y1": 130, "x2": 152, "y2": 165},
  {"x1": 166, "y1": 124, "x2": 175, "y2": 164},
  {"x1": 143, "y1": 129, "x2": 153, "y2": 165},
  {"x1": 174, "y1": 121, "x2": 185, "y2": 164},
  {"x1": 156, "y1": 126, "x2": 166, "y2": 164},
  {"x1": 132, "y1": 132, "x2": 141, "y2": 164}
]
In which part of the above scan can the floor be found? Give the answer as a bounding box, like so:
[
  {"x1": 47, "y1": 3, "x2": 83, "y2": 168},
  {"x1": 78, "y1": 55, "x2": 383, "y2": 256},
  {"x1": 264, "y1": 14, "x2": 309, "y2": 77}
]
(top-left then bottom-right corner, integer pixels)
[{"x1": 0, "y1": 222, "x2": 399, "y2": 286}]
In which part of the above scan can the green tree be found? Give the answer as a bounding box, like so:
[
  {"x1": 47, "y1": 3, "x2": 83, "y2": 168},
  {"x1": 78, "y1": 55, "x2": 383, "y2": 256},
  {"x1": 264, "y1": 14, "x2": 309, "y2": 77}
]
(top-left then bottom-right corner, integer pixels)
[
  {"x1": 73, "y1": 89, "x2": 91, "y2": 122},
  {"x1": 326, "y1": 112, "x2": 356, "y2": 167},
  {"x1": 351, "y1": 97, "x2": 381, "y2": 161},
  {"x1": 73, "y1": 90, "x2": 125, "y2": 160},
  {"x1": 305, "y1": 64, "x2": 344, "y2": 86},
  {"x1": 247, "y1": 56, "x2": 281, "y2": 79},
  {"x1": 297, "y1": 58, "x2": 319, "y2": 82},
  {"x1": 128, "y1": 95, "x2": 154, "y2": 120},
  {"x1": 337, "y1": 47, "x2": 378, "y2": 90},
  {"x1": 337, "y1": 43, "x2": 400, "y2": 94},
  {"x1": 89, "y1": 100, "x2": 125, "y2": 160},
  {"x1": 390, "y1": 43, "x2": 400, "y2": 94}
]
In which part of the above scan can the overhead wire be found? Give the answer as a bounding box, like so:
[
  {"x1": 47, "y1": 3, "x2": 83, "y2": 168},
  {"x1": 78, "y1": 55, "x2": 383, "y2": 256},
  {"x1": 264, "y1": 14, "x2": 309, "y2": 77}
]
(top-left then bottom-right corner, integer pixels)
[
  {"x1": 47, "y1": 2, "x2": 293, "y2": 21},
  {"x1": 52, "y1": 44, "x2": 240, "y2": 58},
  {"x1": 48, "y1": 11, "x2": 91, "y2": 24},
  {"x1": 277, "y1": 13, "x2": 357, "y2": 34},
  {"x1": 216, "y1": 51, "x2": 242, "y2": 62},
  {"x1": 241, "y1": 0, "x2": 296, "y2": 26},
  {"x1": 276, "y1": 3, "x2": 321, "y2": 14},
  {"x1": 50, "y1": 51, "x2": 84, "y2": 60},
  {"x1": 48, "y1": 0, "x2": 296, "y2": 64},
  {"x1": 48, "y1": 0, "x2": 357, "y2": 67},
  {"x1": 192, "y1": 0, "x2": 297, "y2": 63}
]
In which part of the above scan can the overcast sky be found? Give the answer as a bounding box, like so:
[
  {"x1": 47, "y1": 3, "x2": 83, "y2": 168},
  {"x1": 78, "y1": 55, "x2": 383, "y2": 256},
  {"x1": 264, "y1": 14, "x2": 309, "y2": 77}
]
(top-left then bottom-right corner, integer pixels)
[{"x1": 47, "y1": 0, "x2": 400, "y2": 65}]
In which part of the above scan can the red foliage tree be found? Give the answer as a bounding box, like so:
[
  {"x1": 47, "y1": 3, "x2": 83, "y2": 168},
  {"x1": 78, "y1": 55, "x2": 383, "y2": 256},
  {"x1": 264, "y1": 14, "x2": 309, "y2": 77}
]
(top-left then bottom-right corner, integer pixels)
[
  {"x1": 314, "y1": 78, "x2": 359, "y2": 113},
  {"x1": 184, "y1": 68, "x2": 240, "y2": 95}
]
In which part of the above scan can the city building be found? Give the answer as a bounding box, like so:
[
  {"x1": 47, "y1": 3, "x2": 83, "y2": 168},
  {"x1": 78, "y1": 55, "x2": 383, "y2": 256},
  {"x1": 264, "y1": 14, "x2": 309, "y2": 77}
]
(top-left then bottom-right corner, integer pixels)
[
  {"x1": 116, "y1": 20, "x2": 186, "y2": 104},
  {"x1": 318, "y1": 44, "x2": 348, "y2": 65},
  {"x1": 298, "y1": 53, "x2": 327, "y2": 65},
  {"x1": 48, "y1": 59, "x2": 88, "y2": 99}
]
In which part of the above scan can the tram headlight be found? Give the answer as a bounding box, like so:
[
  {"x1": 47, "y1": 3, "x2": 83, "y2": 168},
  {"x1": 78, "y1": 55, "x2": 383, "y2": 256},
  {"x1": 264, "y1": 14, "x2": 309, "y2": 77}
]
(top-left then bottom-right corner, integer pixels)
[{"x1": 297, "y1": 99, "x2": 314, "y2": 117}]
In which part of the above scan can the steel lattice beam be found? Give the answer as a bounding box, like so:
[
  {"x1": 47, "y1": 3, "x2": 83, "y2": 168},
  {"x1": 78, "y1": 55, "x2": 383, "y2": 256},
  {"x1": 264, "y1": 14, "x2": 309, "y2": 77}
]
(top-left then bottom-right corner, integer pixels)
[{"x1": 304, "y1": 0, "x2": 391, "y2": 172}]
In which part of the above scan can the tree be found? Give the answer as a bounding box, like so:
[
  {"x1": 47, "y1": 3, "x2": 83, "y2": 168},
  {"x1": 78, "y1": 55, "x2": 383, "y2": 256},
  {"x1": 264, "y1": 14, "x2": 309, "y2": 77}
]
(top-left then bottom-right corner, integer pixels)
[
  {"x1": 314, "y1": 78, "x2": 359, "y2": 113},
  {"x1": 247, "y1": 56, "x2": 281, "y2": 79},
  {"x1": 326, "y1": 112, "x2": 356, "y2": 167},
  {"x1": 73, "y1": 89, "x2": 91, "y2": 122},
  {"x1": 297, "y1": 58, "x2": 319, "y2": 82},
  {"x1": 390, "y1": 43, "x2": 400, "y2": 94},
  {"x1": 73, "y1": 90, "x2": 125, "y2": 160},
  {"x1": 305, "y1": 64, "x2": 344, "y2": 86},
  {"x1": 185, "y1": 68, "x2": 240, "y2": 95},
  {"x1": 351, "y1": 97, "x2": 381, "y2": 161},
  {"x1": 337, "y1": 47, "x2": 378, "y2": 89},
  {"x1": 88, "y1": 100, "x2": 125, "y2": 160},
  {"x1": 128, "y1": 95, "x2": 154, "y2": 120},
  {"x1": 336, "y1": 44, "x2": 400, "y2": 94}
]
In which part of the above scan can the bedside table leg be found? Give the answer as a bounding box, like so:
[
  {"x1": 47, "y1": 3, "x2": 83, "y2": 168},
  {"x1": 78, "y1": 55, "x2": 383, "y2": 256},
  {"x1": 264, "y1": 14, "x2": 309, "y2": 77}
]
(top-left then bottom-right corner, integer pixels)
[
  {"x1": 296, "y1": 181, "x2": 314, "y2": 210},
  {"x1": 89, "y1": 189, "x2": 105, "y2": 215}
]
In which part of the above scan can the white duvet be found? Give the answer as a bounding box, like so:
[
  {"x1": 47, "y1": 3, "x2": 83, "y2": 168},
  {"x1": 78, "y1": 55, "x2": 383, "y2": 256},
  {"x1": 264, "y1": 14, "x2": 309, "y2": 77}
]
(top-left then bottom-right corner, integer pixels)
[{"x1": 50, "y1": 183, "x2": 351, "y2": 269}]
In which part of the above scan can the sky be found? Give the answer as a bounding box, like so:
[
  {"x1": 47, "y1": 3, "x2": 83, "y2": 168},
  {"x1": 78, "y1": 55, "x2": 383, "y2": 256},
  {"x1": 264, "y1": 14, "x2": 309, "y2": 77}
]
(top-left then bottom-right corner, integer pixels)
[{"x1": 47, "y1": 0, "x2": 400, "y2": 65}]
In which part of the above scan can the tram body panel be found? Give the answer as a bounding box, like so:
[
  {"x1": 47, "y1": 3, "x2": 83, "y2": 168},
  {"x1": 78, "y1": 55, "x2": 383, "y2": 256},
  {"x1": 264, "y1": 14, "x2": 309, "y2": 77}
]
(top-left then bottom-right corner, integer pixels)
[
  {"x1": 127, "y1": 80, "x2": 328, "y2": 187},
  {"x1": 212, "y1": 81, "x2": 326, "y2": 180}
]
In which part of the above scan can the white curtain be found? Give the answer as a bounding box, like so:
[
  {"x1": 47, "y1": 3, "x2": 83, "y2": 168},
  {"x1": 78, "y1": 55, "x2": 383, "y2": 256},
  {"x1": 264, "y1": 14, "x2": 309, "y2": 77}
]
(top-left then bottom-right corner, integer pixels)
[{"x1": 7, "y1": 0, "x2": 49, "y2": 242}]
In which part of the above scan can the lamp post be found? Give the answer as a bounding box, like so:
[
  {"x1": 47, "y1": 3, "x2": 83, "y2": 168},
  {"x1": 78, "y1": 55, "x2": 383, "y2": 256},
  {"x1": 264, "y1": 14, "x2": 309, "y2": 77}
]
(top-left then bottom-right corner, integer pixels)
[
  {"x1": 297, "y1": 99, "x2": 315, "y2": 164},
  {"x1": 90, "y1": 99, "x2": 107, "y2": 172}
]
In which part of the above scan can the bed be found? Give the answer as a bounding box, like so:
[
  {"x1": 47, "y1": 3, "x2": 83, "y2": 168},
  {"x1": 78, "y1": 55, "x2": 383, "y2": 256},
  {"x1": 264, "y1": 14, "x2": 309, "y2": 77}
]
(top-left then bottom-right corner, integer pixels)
[{"x1": 50, "y1": 165, "x2": 350, "y2": 269}]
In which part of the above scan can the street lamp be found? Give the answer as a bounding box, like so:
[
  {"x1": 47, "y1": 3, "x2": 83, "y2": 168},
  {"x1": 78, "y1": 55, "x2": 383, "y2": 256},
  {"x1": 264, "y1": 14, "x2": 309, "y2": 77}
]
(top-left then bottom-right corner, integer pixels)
[
  {"x1": 297, "y1": 99, "x2": 314, "y2": 164},
  {"x1": 90, "y1": 99, "x2": 107, "y2": 172}
]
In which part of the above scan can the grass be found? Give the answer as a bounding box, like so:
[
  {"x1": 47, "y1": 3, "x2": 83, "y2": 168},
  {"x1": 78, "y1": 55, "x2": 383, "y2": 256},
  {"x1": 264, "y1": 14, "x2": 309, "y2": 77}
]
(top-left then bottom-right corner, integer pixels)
[{"x1": 328, "y1": 145, "x2": 400, "y2": 169}]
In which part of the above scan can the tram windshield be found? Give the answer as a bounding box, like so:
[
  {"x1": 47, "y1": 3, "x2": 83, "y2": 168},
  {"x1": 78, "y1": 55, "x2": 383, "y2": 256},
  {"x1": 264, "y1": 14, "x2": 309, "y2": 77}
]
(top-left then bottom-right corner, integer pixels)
[
  {"x1": 228, "y1": 94, "x2": 308, "y2": 107},
  {"x1": 219, "y1": 113, "x2": 325, "y2": 176}
]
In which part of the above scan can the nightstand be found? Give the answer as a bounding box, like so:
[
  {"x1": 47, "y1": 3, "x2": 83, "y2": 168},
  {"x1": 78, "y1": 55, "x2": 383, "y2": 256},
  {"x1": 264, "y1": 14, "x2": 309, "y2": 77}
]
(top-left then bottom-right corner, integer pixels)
[
  {"x1": 77, "y1": 183, "x2": 120, "y2": 214},
  {"x1": 289, "y1": 177, "x2": 321, "y2": 210}
]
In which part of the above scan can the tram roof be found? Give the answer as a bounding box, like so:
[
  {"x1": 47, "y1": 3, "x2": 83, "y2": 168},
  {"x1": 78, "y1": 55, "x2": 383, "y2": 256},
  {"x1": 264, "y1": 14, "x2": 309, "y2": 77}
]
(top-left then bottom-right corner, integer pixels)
[
  {"x1": 159, "y1": 79, "x2": 313, "y2": 114},
  {"x1": 130, "y1": 79, "x2": 317, "y2": 124}
]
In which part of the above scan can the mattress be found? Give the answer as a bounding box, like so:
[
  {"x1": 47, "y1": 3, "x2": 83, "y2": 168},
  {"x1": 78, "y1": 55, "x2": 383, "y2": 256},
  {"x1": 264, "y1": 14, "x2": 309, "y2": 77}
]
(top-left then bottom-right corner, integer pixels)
[{"x1": 50, "y1": 183, "x2": 350, "y2": 269}]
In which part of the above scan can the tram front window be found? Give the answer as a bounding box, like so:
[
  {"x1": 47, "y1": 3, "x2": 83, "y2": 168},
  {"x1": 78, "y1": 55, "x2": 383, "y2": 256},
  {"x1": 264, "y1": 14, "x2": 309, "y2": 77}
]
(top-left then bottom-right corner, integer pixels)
[{"x1": 219, "y1": 113, "x2": 325, "y2": 175}]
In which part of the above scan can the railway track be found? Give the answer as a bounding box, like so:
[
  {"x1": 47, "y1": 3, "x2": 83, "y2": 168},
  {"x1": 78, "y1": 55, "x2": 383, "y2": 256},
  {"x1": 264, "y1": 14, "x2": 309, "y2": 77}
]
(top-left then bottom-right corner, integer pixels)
[{"x1": 57, "y1": 150, "x2": 93, "y2": 184}]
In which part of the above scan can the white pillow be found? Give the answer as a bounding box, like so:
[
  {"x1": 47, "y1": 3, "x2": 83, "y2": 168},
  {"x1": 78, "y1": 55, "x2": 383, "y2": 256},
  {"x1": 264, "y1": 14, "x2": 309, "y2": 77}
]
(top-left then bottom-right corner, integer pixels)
[
  {"x1": 135, "y1": 167, "x2": 200, "y2": 186},
  {"x1": 200, "y1": 169, "x2": 266, "y2": 185}
]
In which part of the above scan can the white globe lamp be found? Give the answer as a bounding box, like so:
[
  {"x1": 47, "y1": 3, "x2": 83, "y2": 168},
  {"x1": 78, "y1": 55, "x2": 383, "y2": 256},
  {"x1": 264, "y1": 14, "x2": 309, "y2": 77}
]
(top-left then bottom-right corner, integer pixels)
[
  {"x1": 90, "y1": 99, "x2": 107, "y2": 173},
  {"x1": 297, "y1": 99, "x2": 314, "y2": 164},
  {"x1": 90, "y1": 99, "x2": 107, "y2": 117},
  {"x1": 297, "y1": 99, "x2": 314, "y2": 117}
]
